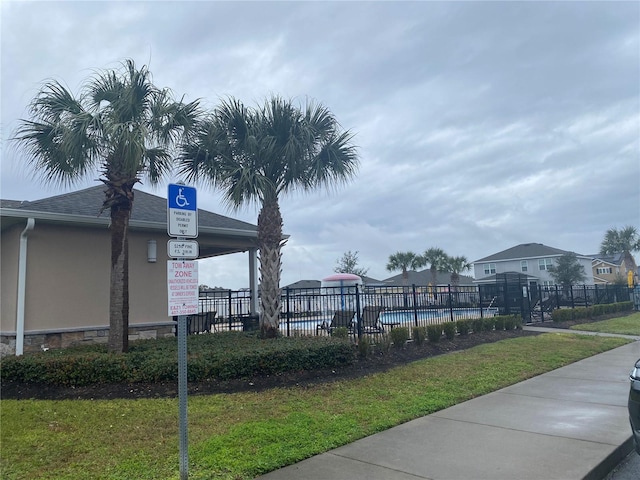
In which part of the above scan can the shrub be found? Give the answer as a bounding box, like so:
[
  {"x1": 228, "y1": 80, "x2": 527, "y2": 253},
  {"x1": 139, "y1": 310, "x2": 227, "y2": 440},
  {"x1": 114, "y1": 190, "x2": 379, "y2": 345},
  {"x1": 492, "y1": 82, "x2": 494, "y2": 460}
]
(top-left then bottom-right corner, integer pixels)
[
  {"x1": 472, "y1": 318, "x2": 484, "y2": 334},
  {"x1": 375, "y1": 333, "x2": 392, "y2": 353},
  {"x1": 332, "y1": 327, "x2": 349, "y2": 339},
  {"x1": 442, "y1": 322, "x2": 456, "y2": 340},
  {"x1": 483, "y1": 317, "x2": 495, "y2": 332},
  {"x1": 390, "y1": 327, "x2": 409, "y2": 349},
  {"x1": 552, "y1": 308, "x2": 570, "y2": 323},
  {"x1": 412, "y1": 326, "x2": 427, "y2": 346},
  {"x1": 493, "y1": 316, "x2": 505, "y2": 331},
  {"x1": 504, "y1": 315, "x2": 517, "y2": 331},
  {"x1": 427, "y1": 324, "x2": 442, "y2": 343},
  {"x1": 357, "y1": 335, "x2": 371, "y2": 358},
  {"x1": 456, "y1": 319, "x2": 471, "y2": 336},
  {"x1": 1, "y1": 333, "x2": 355, "y2": 387}
]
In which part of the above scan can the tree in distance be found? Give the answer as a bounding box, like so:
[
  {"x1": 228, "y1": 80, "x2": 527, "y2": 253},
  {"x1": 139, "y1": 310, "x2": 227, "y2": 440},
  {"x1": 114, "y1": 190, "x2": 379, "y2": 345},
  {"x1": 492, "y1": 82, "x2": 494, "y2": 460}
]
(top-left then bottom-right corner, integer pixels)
[
  {"x1": 334, "y1": 250, "x2": 368, "y2": 277},
  {"x1": 547, "y1": 252, "x2": 587, "y2": 290},
  {"x1": 386, "y1": 251, "x2": 424, "y2": 286}
]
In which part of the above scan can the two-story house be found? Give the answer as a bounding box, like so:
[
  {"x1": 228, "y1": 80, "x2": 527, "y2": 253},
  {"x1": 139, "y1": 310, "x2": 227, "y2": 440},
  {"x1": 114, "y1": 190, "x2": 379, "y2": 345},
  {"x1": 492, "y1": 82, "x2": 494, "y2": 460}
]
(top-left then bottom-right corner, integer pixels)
[
  {"x1": 472, "y1": 243, "x2": 595, "y2": 290},
  {"x1": 590, "y1": 252, "x2": 637, "y2": 285}
]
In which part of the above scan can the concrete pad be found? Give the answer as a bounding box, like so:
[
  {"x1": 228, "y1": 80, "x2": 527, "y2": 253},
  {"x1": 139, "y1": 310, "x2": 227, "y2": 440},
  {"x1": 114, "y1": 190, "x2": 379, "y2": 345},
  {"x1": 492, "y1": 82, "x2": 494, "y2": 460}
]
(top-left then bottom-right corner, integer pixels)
[
  {"x1": 330, "y1": 416, "x2": 621, "y2": 480},
  {"x1": 433, "y1": 391, "x2": 629, "y2": 445},
  {"x1": 257, "y1": 452, "x2": 425, "y2": 480},
  {"x1": 501, "y1": 375, "x2": 629, "y2": 406},
  {"x1": 543, "y1": 342, "x2": 639, "y2": 382}
]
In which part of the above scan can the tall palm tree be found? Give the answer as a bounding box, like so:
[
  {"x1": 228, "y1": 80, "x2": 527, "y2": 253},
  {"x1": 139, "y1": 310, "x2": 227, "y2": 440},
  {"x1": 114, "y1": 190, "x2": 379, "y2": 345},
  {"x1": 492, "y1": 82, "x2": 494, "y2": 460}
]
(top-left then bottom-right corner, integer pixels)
[
  {"x1": 179, "y1": 96, "x2": 358, "y2": 338},
  {"x1": 600, "y1": 225, "x2": 640, "y2": 273},
  {"x1": 445, "y1": 255, "x2": 471, "y2": 289},
  {"x1": 386, "y1": 252, "x2": 424, "y2": 286},
  {"x1": 422, "y1": 247, "x2": 448, "y2": 288},
  {"x1": 13, "y1": 59, "x2": 200, "y2": 352}
]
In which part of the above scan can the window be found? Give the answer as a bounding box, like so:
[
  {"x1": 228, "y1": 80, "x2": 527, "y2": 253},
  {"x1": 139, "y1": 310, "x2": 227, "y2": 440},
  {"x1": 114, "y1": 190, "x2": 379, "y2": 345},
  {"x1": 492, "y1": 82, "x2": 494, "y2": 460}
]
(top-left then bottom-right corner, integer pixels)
[
  {"x1": 596, "y1": 267, "x2": 612, "y2": 275},
  {"x1": 538, "y1": 259, "x2": 553, "y2": 271},
  {"x1": 521, "y1": 260, "x2": 528, "y2": 272},
  {"x1": 484, "y1": 263, "x2": 496, "y2": 275}
]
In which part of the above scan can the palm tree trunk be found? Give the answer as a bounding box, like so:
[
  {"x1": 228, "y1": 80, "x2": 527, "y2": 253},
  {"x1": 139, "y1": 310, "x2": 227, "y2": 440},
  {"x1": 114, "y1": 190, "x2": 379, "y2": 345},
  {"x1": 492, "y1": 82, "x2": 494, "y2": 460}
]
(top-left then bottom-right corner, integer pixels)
[
  {"x1": 257, "y1": 198, "x2": 284, "y2": 338},
  {"x1": 107, "y1": 197, "x2": 131, "y2": 353}
]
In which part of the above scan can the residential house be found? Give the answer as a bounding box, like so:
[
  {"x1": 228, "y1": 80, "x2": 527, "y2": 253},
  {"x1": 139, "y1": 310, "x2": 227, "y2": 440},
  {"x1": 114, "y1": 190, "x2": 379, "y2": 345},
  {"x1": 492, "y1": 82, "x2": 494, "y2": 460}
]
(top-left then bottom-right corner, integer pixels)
[
  {"x1": 590, "y1": 252, "x2": 637, "y2": 285},
  {"x1": 472, "y1": 243, "x2": 595, "y2": 289},
  {"x1": 382, "y1": 269, "x2": 475, "y2": 289},
  {"x1": 1, "y1": 186, "x2": 259, "y2": 354}
]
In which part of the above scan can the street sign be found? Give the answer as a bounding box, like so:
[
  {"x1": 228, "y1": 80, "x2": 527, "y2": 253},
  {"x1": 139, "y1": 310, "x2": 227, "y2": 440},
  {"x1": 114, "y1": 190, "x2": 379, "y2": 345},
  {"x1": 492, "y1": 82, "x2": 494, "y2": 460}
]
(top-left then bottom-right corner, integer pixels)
[
  {"x1": 168, "y1": 240, "x2": 199, "y2": 259},
  {"x1": 167, "y1": 260, "x2": 199, "y2": 316},
  {"x1": 167, "y1": 184, "x2": 198, "y2": 238}
]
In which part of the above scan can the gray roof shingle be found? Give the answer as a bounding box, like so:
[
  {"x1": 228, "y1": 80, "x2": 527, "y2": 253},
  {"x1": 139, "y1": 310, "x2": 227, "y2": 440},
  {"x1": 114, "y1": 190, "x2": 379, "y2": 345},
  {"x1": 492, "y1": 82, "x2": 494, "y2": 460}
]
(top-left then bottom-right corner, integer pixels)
[
  {"x1": 474, "y1": 243, "x2": 576, "y2": 263},
  {"x1": 382, "y1": 269, "x2": 474, "y2": 286},
  {"x1": 2, "y1": 186, "x2": 257, "y2": 233}
]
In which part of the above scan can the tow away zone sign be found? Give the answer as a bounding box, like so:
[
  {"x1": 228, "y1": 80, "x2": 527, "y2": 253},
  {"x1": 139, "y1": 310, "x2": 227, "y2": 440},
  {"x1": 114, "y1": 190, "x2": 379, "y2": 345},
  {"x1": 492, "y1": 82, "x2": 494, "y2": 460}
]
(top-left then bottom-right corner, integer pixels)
[{"x1": 167, "y1": 261, "x2": 199, "y2": 316}]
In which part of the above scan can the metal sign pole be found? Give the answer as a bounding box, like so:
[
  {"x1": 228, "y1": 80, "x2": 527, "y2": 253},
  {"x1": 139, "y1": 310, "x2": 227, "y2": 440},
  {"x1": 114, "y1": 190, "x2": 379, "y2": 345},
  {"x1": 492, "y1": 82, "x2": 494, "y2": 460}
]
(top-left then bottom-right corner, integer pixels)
[
  {"x1": 177, "y1": 300, "x2": 189, "y2": 480},
  {"x1": 167, "y1": 183, "x2": 198, "y2": 480}
]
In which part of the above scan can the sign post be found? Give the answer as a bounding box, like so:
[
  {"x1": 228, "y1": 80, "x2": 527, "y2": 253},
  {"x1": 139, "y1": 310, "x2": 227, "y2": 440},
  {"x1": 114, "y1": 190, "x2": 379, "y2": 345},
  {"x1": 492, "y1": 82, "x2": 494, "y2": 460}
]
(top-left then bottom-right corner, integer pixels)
[{"x1": 167, "y1": 183, "x2": 198, "y2": 480}]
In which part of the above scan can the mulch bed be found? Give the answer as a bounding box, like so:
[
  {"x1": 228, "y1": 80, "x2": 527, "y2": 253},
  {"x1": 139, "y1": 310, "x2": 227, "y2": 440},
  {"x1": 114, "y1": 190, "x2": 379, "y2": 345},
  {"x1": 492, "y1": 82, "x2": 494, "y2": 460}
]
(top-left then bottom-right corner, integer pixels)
[{"x1": 2, "y1": 328, "x2": 542, "y2": 401}]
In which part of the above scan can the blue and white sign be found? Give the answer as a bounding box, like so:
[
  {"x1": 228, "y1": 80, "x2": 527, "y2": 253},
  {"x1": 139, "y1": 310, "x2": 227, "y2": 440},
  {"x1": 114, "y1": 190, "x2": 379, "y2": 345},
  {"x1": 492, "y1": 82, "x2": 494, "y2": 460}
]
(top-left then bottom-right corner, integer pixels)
[{"x1": 167, "y1": 184, "x2": 198, "y2": 238}]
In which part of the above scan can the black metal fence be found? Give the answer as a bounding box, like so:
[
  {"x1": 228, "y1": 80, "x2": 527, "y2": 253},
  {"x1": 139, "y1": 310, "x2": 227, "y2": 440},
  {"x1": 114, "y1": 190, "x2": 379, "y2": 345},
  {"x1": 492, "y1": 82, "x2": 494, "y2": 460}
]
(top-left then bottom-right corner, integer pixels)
[{"x1": 195, "y1": 283, "x2": 631, "y2": 336}]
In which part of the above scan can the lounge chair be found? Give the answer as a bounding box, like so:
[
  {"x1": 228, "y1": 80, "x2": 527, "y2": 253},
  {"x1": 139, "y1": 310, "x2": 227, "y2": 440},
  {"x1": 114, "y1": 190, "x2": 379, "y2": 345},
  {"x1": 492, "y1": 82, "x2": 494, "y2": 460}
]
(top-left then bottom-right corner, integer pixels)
[
  {"x1": 317, "y1": 310, "x2": 356, "y2": 335},
  {"x1": 359, "y1": 305, "x2": 385, "y2": 333},
  {"x1": 185, "y1": 311, "x2": 217, "y2": 334}
]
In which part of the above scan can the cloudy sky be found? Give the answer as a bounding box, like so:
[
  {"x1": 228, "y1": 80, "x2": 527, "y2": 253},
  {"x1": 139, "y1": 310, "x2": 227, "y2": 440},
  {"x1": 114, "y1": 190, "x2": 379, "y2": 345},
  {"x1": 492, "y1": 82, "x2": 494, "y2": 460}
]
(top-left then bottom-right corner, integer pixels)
[{"x1": 2, "y1": 1, "x2": 639, "y2": 289}]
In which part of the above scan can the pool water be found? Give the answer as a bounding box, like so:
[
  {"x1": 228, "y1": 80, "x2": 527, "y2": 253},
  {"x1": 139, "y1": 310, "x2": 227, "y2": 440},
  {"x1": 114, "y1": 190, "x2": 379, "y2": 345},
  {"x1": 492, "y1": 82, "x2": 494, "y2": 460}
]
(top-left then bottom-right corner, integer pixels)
[{"x1": 380, "y1": 307, "x2": 498, "y2": 325}]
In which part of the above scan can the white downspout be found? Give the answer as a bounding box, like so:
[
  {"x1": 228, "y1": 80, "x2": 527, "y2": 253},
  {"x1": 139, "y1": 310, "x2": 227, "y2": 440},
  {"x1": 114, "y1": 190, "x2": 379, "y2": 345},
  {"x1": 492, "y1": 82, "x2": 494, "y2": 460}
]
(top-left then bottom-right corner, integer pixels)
[{"x1": 16, "y1": 218, "x2": 35, "y2": 356}]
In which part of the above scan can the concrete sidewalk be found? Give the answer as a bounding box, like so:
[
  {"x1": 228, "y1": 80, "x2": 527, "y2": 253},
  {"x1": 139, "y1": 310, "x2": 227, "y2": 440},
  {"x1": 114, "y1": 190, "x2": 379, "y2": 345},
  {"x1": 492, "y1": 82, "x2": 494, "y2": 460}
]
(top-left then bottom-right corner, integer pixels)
[{"x1": 258, "y1": 330, "x2": 640, "y2": 480}]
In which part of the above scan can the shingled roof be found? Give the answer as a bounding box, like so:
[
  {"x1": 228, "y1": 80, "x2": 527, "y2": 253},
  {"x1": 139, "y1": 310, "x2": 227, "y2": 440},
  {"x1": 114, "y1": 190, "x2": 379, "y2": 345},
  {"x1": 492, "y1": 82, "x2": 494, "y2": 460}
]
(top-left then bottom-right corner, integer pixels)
[
  {"x1": 474, "y1": 243, "x2": 577, "y2": 263},
  {"x1": 382, "y1": 269, "x2": 474, "y2": 287},
  {"x1": 1, "y1": 186, "x2": 257, "y2": 234}
]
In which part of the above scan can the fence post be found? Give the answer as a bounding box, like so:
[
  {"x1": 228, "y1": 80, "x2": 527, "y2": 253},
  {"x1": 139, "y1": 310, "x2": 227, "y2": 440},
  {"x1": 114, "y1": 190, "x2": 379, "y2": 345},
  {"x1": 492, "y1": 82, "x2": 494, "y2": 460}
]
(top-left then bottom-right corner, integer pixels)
[
  {"x1": 285, "y1": 287, "x2": 291, "y2": 337},
  {"x1": 554, "y1": 285, "x2": 560, "y2": 310},
  {"x1": 583, "y1": 284, "x2": 588, "y2": 307},
  {"x1": 570, "y1": 285, "x2": 575, "y2": 308},
  {"x1": 448, "y1": 285, "x2": 454, "y2": 322},
  {"x1": 355, "y1": 284, "x2": 362, "y2": 339},
  {"x1": 227, "y1": 289, "x2": 233, "y2": 330},
  {"x1": 412, "y1": 284, "x2": 419, "y2": 327}
]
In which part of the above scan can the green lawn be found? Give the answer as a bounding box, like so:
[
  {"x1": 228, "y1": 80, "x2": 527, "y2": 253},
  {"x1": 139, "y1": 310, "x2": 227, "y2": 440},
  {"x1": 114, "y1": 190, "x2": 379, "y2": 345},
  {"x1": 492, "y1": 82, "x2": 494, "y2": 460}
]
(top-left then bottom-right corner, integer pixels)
[
  {"x1": 0, "y1": 332, "x2": 632, "y2": 479},
  {"x1": 569, "y1": 312, "x2": 640, "y2": 336}
]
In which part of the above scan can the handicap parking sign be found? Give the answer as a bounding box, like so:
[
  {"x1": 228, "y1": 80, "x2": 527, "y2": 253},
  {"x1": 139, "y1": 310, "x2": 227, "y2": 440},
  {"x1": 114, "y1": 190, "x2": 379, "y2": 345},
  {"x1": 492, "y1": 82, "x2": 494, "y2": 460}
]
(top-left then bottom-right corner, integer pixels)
[{"x1": 167, "y1": 184, "x2": 198, "y2": 237}]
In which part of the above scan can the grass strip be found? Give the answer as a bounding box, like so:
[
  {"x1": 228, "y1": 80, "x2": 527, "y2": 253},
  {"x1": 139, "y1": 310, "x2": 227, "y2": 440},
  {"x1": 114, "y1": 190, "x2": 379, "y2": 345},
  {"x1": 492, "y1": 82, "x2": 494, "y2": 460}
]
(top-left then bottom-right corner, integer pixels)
[
  {"x1": 569, "y1": 312, "x2": 640, "y2": 336},
  {"x1": 1, "y1": 333, "x2": 631, "y2": 480}
]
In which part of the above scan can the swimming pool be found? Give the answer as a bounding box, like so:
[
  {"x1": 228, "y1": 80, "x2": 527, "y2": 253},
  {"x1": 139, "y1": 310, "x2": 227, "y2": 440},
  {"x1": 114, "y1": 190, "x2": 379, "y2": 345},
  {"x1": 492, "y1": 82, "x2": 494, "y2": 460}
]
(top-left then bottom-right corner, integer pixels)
[
  {"x1": 379, "y1": 307, "x2": 498, "y2": 326},
  {"x1": 279, "y1": 307, "x2": 498, "y2": 334}
]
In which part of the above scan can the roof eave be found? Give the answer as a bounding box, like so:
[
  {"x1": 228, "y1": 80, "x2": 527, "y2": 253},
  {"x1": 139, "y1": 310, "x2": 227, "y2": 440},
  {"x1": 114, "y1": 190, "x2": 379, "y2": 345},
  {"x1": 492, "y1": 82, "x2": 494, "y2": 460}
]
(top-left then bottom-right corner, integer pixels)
[{"x1": 0, "y1": 208, "x2": 259, "y2": 239}]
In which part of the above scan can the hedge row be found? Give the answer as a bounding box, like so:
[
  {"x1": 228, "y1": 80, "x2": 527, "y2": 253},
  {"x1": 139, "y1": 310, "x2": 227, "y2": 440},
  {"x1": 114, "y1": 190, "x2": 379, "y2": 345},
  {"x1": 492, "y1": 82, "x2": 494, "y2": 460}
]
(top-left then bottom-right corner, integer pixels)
[
  {"x1": 408, "y1": 314, "x2": 522, "y2": 345},
  {"x1": 551, "y1": 301, "x2": 633, "y2": 323},
  {"x1": 0, "y1": 332, "x2": 354, "y2": 387}
]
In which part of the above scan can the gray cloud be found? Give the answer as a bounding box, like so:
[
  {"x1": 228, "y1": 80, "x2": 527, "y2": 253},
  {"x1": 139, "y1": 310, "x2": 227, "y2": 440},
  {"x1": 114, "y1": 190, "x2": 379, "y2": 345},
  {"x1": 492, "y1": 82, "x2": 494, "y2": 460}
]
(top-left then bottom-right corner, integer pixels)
[{"x1": 2, "y1": 1, "x2": 638, "y2": 288}]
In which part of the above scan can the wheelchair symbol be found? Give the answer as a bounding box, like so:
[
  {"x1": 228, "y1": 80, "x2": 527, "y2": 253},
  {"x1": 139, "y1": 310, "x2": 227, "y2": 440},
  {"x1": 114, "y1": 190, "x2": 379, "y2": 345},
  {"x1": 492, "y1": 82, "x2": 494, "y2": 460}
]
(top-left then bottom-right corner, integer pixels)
[{"x1": 175, "y1": 188, "x2": 189, "y2": 208}]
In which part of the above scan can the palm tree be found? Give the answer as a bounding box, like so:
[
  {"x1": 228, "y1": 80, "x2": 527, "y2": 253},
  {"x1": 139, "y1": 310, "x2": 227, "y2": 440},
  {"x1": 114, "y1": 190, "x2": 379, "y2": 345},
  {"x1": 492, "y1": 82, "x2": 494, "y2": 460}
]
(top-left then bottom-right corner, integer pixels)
[
  {"x1": 445, "y1": 255, "x2": 471, "y2": 289},
  {"x1": 13, "y1": 59, "x2": 200, "y2": 353},
  {"x1": 422, "y1": 247, "x2": 448, "y2": 288},
  {"x1": 386, "y1": 252, "x2": 424, "y2": 286},
  {"x1": 179, "y1": 96, "x2": 358, "y2": 338},
  {"x1": 600, "y1": 226, "x2": 640, "y2": 273}
]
